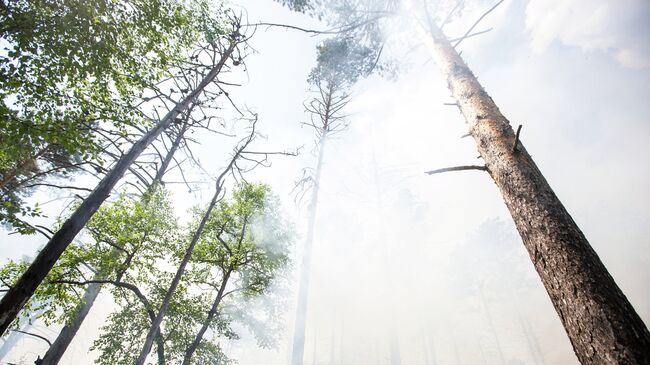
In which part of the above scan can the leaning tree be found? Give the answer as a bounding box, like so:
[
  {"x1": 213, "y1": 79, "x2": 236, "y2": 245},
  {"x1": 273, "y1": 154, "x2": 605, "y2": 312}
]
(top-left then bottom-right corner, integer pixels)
[{"x1": 276, "y1": 0, "x2": 650, "y2": 363}]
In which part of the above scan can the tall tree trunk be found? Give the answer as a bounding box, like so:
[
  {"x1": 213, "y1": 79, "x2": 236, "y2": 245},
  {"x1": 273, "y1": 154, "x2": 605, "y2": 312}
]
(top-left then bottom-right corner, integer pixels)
[
  {"x1": 424, "y1": 22, "x2": 650, "y2": 363},
  {"x1": 181, "y1": 269, "x2": 231, "y2": 365},
  {"x1": 154, "y1": 121, "x2": 190, "y2": 185},
  {"x1": 291, "y1": 133, "x2": 327, "y2": 365},
  {"x1": 0, "y1": 41, "x2": 237, "y2": 337},
  {"x1": 38, "y1": 114, "x2": 190, "y2": 365}
]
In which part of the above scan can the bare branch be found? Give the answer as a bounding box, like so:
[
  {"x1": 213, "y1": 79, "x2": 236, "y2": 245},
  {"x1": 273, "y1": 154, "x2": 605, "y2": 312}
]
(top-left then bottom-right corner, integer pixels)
[
  {"x1": 10, "y1": 329, "x2": 52, "y2": 347},
  {"x1": 453, "y1": 0, "x2": 504, "y2": 48},
  {"x1": 425, "y1": 165, "x2": 488, "y2": 175},
  {"x1": 512, "y1": 124, "x2": 522, "y2": 152}
]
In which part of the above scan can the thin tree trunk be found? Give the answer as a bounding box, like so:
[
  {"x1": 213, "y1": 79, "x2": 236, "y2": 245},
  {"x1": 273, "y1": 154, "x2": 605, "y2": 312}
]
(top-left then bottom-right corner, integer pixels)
[
  {"x1": 38, "y1": 282, "x2": 100, "y2": 365},
  {"x1": 291, "y1": 132, "x2": 327, "y2": 365},
  {"x1": 424, "y1": 22, "x2": 650, "y2": 363},
  {"x1": 517, "y1": 310, "x2": 542, "y2": 365},
  {"x1": 136, "y1": 185, "x2": 222, "y2": 365},
  {"x1": 154, "y1": 121, "x2": 190, "y2": 184},
  {"x1": 181, "y1": 270, "x2": 231, "y2": 365},
  {"x1": 0, "y1": 41, "x2": 237, "y2": 337}
]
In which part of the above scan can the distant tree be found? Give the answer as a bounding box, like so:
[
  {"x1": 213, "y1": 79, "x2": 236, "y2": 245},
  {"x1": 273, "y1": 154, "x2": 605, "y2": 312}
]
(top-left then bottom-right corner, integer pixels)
[{"x1": 291, "y1": 36, "x2": 375, "y2": 365}]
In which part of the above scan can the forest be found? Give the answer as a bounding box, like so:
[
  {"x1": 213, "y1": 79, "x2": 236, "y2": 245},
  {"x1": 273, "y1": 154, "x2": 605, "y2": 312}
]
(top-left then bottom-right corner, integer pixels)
[{"x1": 1, "y1": 0, "x2": 649, "y2": 364}]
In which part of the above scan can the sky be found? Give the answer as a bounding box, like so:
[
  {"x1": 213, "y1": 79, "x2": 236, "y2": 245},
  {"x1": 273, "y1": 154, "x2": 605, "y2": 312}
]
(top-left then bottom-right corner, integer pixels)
[{"x1": 1, "y1": 0, "x2": 649, "y2": 364}]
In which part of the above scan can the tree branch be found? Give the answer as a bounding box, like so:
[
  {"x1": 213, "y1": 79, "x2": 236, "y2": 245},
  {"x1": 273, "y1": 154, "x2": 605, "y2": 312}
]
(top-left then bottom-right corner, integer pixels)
[
  {"x1": 453, "y1": 0, "x2": 504, "y2": 48},
  {"x1": 425, "y1": 165, "x2": 488, "y2": 175},
  {"x1": 10, "y1": 329, "x2": 52, "y2": 347}
]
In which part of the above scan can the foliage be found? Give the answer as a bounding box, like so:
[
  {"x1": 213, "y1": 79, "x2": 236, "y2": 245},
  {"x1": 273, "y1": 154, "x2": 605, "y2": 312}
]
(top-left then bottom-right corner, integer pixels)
[
  {"x1": 0, "y1": 0, "x2": 224, "y2": 233},
  {"x1": 309, "y1": 37, "x2": 376, "y2": 87},
  {"x1": 0, "y1": 186, "x2": 177, "y2": 331},
  {"x1": 178, "y1": 183, "x2": 293, "y2": 363},
  {"x1": 60, "y1": 183, "x2": 291, "y2": 365}
]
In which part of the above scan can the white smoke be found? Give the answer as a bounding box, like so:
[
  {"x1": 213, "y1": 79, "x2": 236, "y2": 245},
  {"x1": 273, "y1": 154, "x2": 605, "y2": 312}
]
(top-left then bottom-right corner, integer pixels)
[{"x1": 525, "y1": 0, "x2": 650, "y2": 68}]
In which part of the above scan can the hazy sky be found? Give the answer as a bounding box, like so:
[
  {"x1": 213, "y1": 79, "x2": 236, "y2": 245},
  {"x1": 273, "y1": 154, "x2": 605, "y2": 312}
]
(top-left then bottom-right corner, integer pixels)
[{"x1": 1, "y1": 0, "x2": 649, "y2": 364}]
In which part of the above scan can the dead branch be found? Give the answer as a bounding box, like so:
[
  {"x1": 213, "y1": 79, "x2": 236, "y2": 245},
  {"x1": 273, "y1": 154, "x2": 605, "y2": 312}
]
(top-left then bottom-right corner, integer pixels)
[
  {"x1": 453, "y1": 0, "x2": 504, "y2": 48},
  {"x1": 425, "y1": 165, "x2": 488, "y2": 175}
]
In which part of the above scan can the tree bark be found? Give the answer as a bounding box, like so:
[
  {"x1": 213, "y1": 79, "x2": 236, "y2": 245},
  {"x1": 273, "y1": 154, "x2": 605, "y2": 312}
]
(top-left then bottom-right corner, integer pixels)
[
  {"x1": 181, "y1": 270, "x2": 231, "y2": 365},
  {"x1": 0, "y1": 41, "x2": 237, "y2": 337},
  {"x1": 154, "y1": 120, "x2": 190, "y2": 185},
  {"x1": 291, "y1": 132, "x2": 327, "y2": 365},
  {"x1": 425, "y1": 22, "x2": 650, "y2": 363}
]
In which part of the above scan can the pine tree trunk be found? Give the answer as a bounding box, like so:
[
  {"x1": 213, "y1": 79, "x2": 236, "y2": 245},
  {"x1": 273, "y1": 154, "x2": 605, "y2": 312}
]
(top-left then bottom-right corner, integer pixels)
[
  {"x1": 0, "y1": 41, "x2": 237, "y2": 337},
  {"x1": 426, "y1": 23, "x2": 650, "y2": 363},
  {"x1": 291, "y1": 133, "x2": 327, "y2": 365}
]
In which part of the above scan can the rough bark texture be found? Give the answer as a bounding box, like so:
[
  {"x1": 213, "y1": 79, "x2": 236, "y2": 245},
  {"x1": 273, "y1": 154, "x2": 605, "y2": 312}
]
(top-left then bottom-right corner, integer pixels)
[
  {"x1": 291, "y1": 133, "x2": 327, "y2": 365},
  {"x1": 0, "y1": 40, "x2": 236, "y2": 338},
  {"x1": 427, "y1": 23, "x2": 650, "y2": 364}
]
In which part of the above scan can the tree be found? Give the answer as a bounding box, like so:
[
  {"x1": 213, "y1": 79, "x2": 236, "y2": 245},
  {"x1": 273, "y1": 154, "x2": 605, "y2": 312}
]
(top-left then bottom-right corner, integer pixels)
[
  {"x1": 135, "y1": 112, "x2": 296, "y2": 364},
  {"x1": 181, "y1": 183, "x2": 292, "y2": 364},
  {"x1": 0, "y1": 185, "x2": 178, "y2": 364},
  {"x1": 37, "y1": 112, "x2": 194, "y2": 365},
  {"x1": 414, "y1": 2, "x2": 650, "y2": 362},
  {"x1": 291, "y1": 36, "x2": 375, "y2": 365},
  {"x1": 0, "y1": 0, "x2": 200, "y2": 233},
  {"x1": 278, "y1": 0, "x2": 650, "y2": 362},
  {"x1": 0, "y1": 11, "x2": 243, "y2": 337}
]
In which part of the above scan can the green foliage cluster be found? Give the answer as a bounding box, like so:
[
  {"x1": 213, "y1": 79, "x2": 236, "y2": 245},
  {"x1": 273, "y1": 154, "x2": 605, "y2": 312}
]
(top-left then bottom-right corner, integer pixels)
[
  {"x1": 0, "y1": 183, "x2": 292, "y2": 363},
  {"x1": 0, "y1": 0, "x2": 224, "y2": 233},
  {"x1": 309, "y1": 37, "x2": 376, "y2": 87}
]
